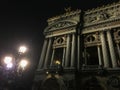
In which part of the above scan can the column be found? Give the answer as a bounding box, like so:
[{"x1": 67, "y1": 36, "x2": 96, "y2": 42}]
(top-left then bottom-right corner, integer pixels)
[
  {"x1": 100, "y1": 31, "x2": 109, "y2": 68},
  {"x1": 107, "y1": 30, "x2": 117, "y2": 68},
  {"x1": 97, "y1": 45, "x2": 102, "y2": 66},
  {"x1": 71, "y1": 34, "x2": 76, "y2": 67},
  {"x1": 44, "y1": 38, "x2": 52, "y2": 68},
  {"x1": 65, "y1": 34, "x2": 71, "y2": 67},
  {"x1": 62, "y1": 48, "x2": 66, "y2": 67},
  {"x1": 38, "y1": 39, "x2": 48, "y2": 69},
  {"x1": 77, "y1": 35, "x2": 80, "y2": 70},
  {"x1": 117, "y1": 43, "x2": 120, "y2": 59},
  {"x1": 50, "y1": 49, "x2": 55, "y2": 66}
]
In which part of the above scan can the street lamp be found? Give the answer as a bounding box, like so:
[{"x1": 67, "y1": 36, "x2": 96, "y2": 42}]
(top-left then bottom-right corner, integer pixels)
[
  {"x1": 1, "y1": 45, "x2": 29, "y2": 90},
  {"x1": 18, "y1": 46, "x2": 27, "y2": 54},
  {"x1": 3, "y1": 46, "x2": 28, "y2": 71},
  {"x1": 6, "y1": 63, "x2": 13, "y2": 69},
  {"x1": 4, "y1": 56, "x2": 13, "y2": 70},
  {"x1": 19, "y1": 59, "x2": 28, "y2": 70},
  {"x1": 4, "y1": 56, "x2": 12, "y2": 65}
]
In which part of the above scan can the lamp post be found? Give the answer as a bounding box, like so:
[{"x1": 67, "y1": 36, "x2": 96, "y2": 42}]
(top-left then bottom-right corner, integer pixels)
[{"x1": 2, "y1": 46, "x2": 29, "y2": 90}]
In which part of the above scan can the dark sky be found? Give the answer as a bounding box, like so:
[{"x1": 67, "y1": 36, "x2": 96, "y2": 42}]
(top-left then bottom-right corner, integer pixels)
[{"x1": 0, "y1": 0, "x2": 119, "y2": 88}]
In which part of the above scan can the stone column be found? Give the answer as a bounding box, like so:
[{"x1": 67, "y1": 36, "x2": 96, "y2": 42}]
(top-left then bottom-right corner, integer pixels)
[
  {"x1": 100, "y1": 31, "x2": 109, "y2": 68},
  {"x1": 97, "y1": 45, "x2": 102, "y2": 66},
  {"x1": 62, "y1": 48, "x2": 66, "y2": 67},
  {"x1": 107, "y1": 30, "x2": 117, "y2": 68},
  {"x1": 44, "y1": 38, "x2": 52, "y2": 68},
  {"x1": 50, "y1": 49, "x2": 55, "y2": 66},
  {"x1": 38, "y1": 39, "x2": 48, "y2": 69},
  {"x1": 117, "y1": 43, "x2": 120, "y2": 59},
  {"x1": 77, "y1": 35, "x2": 80, "y2": 70},
  {"x1": 71, "y1": 34, "x2": 76, "y2": 67},
  {"x1": 65, "y1": 34, "x2": 71, "y2": 67}
]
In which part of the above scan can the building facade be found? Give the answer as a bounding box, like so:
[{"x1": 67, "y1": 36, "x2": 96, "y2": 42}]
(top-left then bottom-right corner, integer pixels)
[{"x1": 33, "y1": 1, "x2": 120, "y2": 90}]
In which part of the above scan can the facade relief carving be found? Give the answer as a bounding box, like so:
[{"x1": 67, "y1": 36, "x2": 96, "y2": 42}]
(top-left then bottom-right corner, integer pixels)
[
  {"x1": 47, "y1": 10, "x2": 80, "y2": 24},
  {"x1": 53, "y1": 36, "x2": 66, "y2": 48},
  {"x1": 97, "y1": 12, "x2": 109, "y2": 20},
  {"x1": 44, "y1": 21, "x2": 77, "y2": 33},
  {"x1": 83, "y1": 20, "x2": 120, "y2": 34},
  {"x1": 84, "y1": 3, "x2": 120, "y2": 27}
]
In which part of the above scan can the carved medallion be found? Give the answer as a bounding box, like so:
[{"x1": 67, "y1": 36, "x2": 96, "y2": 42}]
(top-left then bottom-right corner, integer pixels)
[
  {"x1": 53, "y1": 36, "x2": 66, "y2": 48},
  {"x1": 107, "y1": 76, "x2": 120, "y2": 88}
]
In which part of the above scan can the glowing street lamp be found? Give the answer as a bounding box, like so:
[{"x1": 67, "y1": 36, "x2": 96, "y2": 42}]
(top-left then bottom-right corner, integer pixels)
[
  {"x1": 19, "y1": 59, "x2": 28, "y2": 70},
  {"x1": 3, "y1": 56, "x2": 13, "y2": 70},
  {"x1": 19, "y1": 46, "x2": 27, "y2": 53},
  {"x1": 4, "y1": 56, "x2": 12, "y2": 64},
  {"x1": 6, "y1": 63, "x2": 13, "y2": 69}
]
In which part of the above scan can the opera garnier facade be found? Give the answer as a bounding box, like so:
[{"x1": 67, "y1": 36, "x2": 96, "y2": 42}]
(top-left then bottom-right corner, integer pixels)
[{"x1": 33, "y1": 1, "x2": 120, "y2": 90}]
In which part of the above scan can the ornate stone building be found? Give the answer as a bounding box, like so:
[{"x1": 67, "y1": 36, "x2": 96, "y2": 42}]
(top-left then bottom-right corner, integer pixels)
[{"x1": 33, "y1": 1, "x2": 120, "y2": 90}]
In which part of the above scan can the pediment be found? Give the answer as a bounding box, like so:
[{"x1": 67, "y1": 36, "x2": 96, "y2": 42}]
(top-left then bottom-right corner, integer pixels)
[{"x1": 44, "y1": 20, "x2": 77, "y2": 32}]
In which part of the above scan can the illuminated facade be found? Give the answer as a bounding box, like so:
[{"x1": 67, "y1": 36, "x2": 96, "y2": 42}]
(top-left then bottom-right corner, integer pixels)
[{"x1": 33, "y1": 1, "x2": 120, "y2": 90}]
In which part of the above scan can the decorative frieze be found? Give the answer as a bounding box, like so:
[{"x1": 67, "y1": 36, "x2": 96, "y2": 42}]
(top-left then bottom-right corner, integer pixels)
[
  {"x1": 44, "y1": 20, "x2": 77, "y2": 32},
  {"x1": 84, "y1": 2, "x2": 120, "y2": 27},
  {"x1": 82, "y1": 20, "x2": 120, "y2": 34}
]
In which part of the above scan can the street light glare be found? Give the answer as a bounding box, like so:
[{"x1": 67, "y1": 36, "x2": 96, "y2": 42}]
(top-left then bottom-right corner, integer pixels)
[
  {"x1": 7, "y1": 63, "x2": 13, "y2": 69},
  {"x1": 19, "y1": 46, "x2": 27, "y2": 53},
  {"x1": 4, "y1": 56, "x2": 12, "y2": 64},
  {"x1": 19, "y1": 60, "x2": 28, "y2": 69}
]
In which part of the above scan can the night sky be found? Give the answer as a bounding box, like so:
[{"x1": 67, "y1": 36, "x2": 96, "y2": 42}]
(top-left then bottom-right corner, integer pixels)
[{"x1": 0, "y1": 0, "x2": 119, "y2": 88}]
